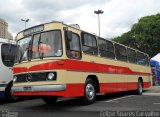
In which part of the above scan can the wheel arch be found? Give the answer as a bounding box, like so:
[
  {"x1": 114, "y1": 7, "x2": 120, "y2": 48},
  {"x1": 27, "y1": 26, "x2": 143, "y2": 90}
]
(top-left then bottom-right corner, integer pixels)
[
  {"x1": 5, "y1": 80, "x2": 13, "y2": 94},
  {"x1": 86, "y1": 75, "x2": 100, "y2": 93},
  {"x1": 138, "y1": 77, "x2": 144, "y2": 87}
]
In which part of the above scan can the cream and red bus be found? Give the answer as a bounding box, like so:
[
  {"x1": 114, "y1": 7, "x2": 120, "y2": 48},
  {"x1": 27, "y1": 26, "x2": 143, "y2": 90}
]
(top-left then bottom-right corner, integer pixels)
[{"x1": 12, "y1": 21, "x2": 151, "y2": 104}]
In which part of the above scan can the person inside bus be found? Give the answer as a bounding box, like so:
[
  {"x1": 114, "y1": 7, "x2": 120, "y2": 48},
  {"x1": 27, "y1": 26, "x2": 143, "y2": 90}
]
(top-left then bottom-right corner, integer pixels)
[{"x1": 67, "y1": 50, "x2": 80, "y2": 59}]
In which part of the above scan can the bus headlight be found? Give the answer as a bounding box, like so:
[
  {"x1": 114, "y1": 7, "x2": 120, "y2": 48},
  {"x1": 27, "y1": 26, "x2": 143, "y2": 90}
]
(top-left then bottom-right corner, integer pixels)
[
  {"x1": 13, "y1": 76, "x2": 17, "y2": 82},
  {"x1": 47, "y1": 72, "x2": 55, "y2": 80}
]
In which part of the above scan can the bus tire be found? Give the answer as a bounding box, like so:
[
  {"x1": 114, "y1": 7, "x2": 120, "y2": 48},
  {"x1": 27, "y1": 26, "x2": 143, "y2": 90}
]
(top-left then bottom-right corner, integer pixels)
[
  {"x1": 81, "y1": 79, "x2": 96, "y2": 105},
  {"x1": 42, "y1": 96, "x2": 58, "y2": 104},
  {"x1": 5, "y1": 82, "x2": 19, "y2": 102},
  {"x1": 137, "y1": 79, "x2": 143, "y2": 95}
]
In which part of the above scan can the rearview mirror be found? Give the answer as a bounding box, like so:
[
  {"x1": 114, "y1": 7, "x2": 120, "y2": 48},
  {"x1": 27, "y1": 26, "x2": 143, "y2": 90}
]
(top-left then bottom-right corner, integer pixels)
[{"x1": 66, "y1": 31, "x2": 72, "y2": 41}]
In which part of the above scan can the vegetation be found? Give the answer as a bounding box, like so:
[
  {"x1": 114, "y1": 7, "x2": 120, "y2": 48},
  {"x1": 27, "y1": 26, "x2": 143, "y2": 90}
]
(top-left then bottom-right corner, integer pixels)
[{"x1": 112, "y1": 13, "x2": 160, "y2": 57}]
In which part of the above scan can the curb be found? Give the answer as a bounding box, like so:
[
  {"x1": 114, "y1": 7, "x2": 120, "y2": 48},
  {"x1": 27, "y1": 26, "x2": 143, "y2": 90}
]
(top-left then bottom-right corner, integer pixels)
[{"x1": 143, "y1": 93, "x2": 160, "y2": 96}]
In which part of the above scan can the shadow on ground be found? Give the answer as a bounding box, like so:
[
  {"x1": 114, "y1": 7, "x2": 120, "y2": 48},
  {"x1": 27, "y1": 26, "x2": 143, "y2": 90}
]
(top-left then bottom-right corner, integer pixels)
[{"x1": 22, "y1": 91, "x2": 135, "y2": 111}]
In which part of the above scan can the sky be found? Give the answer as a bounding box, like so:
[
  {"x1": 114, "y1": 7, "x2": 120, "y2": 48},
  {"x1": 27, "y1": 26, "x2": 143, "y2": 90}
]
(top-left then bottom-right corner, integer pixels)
[{"x1": 0, "y1": 0, "x2": 160, "y2": 39}]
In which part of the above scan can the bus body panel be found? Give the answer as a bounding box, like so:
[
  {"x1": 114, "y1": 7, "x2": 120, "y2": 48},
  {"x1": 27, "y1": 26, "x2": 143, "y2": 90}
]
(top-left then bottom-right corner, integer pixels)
[{"x1": 13, "y1": 59, "x2": 151, "y2": 97}]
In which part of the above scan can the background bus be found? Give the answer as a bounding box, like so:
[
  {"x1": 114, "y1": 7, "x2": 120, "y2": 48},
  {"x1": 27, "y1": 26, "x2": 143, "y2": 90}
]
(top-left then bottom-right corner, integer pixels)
[
  {"x1": 12, "y1": 21, "x2": 152, "y2": 104},
  {"x1": 0, "y1": 38, "x2": 17, "y2": 101}
]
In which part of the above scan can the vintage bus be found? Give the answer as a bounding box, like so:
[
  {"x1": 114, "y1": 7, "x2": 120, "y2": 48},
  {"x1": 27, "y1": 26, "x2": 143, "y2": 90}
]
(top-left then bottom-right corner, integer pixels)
[
  {"x1": 0, "y1": 38, "x2": 17, "y2": 101},
  {"x1": 12, "y1": 21, "x2": 151, "y2": 104}
]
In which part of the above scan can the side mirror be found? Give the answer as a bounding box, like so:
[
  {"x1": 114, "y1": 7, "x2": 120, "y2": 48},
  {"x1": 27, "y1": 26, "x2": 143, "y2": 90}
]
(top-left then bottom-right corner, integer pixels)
[{"x1": 66, "y1": 31, "x2": 72, "y2": 41}]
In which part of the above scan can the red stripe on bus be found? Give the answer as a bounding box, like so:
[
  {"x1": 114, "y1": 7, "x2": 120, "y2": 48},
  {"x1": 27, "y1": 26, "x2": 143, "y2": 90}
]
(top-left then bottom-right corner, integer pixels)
[
  {"x1": 13, "y1": 82, "x2": 151, "y2": 97},
  {"x1": 13, "y1": 59, "x2": 151, "y2": 76},
  {"x1": 100, "y1": 82, "x2": 151, "y2": 93}
]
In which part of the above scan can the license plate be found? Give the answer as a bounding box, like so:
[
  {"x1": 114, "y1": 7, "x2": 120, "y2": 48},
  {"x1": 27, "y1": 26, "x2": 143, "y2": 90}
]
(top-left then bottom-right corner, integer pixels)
[{"x1": 23, "y1": 86, "x2": 32, "y2": 91}]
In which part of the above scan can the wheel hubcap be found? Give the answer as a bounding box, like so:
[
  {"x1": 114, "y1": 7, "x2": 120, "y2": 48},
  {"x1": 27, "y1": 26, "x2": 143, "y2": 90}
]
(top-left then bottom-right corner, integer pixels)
[
  {"x1": 139, "y1": 82, "x2": 142, "y2": 93},
  {"x1": 86, "y1": 83, "x2": 95, "y2": 100}
]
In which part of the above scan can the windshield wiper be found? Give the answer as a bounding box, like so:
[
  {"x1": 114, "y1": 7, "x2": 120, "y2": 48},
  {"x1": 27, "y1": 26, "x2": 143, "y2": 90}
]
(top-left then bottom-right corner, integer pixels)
[
  {"x1": 38, "y1": 41, "x2": 44, "y2": 60},
  {"x1": 38, "y1": 35, "x2": 44, "y2": 59},
  {"x1": 27, "y1": 41, "x2": 33, "y2": 61},
  {"x1": 40, "y1": 53, "x2": 44, "y2": 59},
  {"x1": 18, "y1": 43, "x2": 32, "y2": 62},
  {"x1": 18, "y1": 48, "x2": 23, "y2": 63},
  {"x1": 27, "y1": 48, "x2": 32, "y2": 61}
]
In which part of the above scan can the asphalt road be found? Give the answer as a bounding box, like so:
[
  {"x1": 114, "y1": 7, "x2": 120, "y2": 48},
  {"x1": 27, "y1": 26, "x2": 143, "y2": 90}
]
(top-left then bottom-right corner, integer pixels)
[{"x1": 0, "y1": 92, "x2": 160, "y2": 117}]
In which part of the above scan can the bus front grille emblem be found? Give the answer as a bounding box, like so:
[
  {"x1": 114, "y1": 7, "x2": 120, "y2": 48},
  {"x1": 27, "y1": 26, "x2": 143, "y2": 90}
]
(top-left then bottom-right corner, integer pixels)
[{"x1": 26, "y1": 74, "x2": 32, "y2": 82}]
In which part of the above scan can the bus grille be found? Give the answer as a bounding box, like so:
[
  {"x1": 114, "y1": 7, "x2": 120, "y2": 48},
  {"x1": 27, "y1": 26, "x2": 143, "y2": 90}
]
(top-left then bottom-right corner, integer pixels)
[{"x1": 14, "y1": 72, "x2": 56, "y2": 83}]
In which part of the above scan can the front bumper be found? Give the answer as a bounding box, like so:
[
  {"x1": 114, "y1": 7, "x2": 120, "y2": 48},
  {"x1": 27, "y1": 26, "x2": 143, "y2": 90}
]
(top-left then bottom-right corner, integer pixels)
[
  {"x1": 0, "y1": 84, "x2": 7, "y2": 98},
  {"x1": 0, "y1": 84, "x2": 7, "y2": 91},
  {"x1": 12, "y1": 84, "x2": 66, "y2": 92}
]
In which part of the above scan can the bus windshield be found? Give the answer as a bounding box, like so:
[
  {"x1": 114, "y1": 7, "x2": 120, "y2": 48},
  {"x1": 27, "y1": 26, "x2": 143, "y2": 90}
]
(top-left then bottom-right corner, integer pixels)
[{"x1": 15, "y1": 30, "x2": 62, "y2": 63}]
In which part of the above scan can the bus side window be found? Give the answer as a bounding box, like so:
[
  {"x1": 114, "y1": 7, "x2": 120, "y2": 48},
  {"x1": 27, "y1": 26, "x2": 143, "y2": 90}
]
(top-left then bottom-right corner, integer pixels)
[
  {"x1": 137, "y1": 52, "x2": 146, "y2": 66},
  {"x1": 98, "y1": 38, "x2": 115, "y2": 59},
  {"x1": 65, "y1": 31, "x2": 81, "y2": 59},
  {"x1": 127, "y1": 48, "x2": 137, "y2": 64},
  {"x1": 81, "y1": 33, "x2": 98, "y2": 55},
  {"x1": 115, "y1": 44, "x2": 127, "y2": 61}
]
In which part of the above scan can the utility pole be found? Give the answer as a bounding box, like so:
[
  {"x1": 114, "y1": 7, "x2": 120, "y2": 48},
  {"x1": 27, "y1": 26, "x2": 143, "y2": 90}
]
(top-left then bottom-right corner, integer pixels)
[
  {"x1": 94, "y1": 10, "x2": 104, "y2": 36},
  {"x1": 21, "y1": 19, "x2": 29, "y2": 29}
]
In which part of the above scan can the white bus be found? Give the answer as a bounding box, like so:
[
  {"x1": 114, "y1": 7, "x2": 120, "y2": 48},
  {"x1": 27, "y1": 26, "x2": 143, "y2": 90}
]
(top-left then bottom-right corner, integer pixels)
[{"x1": 0, "y1": 38, "x2": 17, "y2": 101}]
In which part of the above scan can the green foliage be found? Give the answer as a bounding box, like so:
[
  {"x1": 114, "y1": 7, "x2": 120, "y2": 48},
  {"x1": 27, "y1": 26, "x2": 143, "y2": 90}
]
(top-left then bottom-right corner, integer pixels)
[{"x1": 112, "y1": 13, "x2": 160, "y2": 57}]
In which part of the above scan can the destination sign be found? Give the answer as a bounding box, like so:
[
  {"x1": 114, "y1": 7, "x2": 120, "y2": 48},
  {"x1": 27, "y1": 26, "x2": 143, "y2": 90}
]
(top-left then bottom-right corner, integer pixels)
[{"x1": 24, "y1": 25, "x2": 44, "y2": 36}]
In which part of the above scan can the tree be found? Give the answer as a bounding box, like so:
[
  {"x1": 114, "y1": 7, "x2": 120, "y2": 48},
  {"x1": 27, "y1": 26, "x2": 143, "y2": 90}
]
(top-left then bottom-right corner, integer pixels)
[{"x1": 113, "y1": 13, "x2": 160, "y2": 57}]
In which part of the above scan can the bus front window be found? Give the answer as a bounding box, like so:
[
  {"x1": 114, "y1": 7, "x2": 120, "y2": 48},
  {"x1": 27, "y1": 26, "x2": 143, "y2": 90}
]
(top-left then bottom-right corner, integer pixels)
[
  {"x1": 38, "y1": 31, "x2": 62, "y2": 58},
  {"x1": 16, "y1": 36, "x2": 32, "y2": 63},
  {"x1": 16, "y1": 30, "x2": 62, "y2": 63}
]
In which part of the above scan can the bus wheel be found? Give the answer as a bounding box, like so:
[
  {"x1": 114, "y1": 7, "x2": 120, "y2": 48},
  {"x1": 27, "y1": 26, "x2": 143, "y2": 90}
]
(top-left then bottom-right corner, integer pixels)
[
  {"x1": 42, "y1": 96, "x2": 58, "y2": 104},
  {"x1": 137, "y1": 79, "x2": 143, "y2": 95},
  {"x1": 81, "y1": 79, "x2": 96, "y2": 105},
  {"x1": 5, "y1": 82, "x2": 19, "y2": 102}
]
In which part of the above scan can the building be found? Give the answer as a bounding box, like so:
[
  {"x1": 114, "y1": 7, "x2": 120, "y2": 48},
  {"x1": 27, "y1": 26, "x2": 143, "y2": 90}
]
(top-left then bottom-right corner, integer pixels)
[{"x1": 0, "y1": 18, "x2": 13, "y2": 39}]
